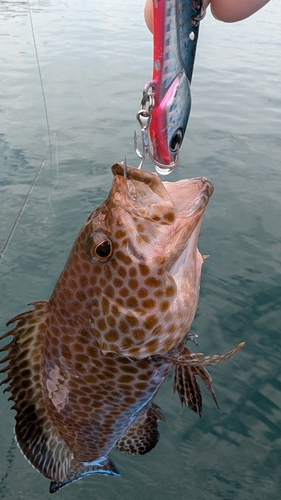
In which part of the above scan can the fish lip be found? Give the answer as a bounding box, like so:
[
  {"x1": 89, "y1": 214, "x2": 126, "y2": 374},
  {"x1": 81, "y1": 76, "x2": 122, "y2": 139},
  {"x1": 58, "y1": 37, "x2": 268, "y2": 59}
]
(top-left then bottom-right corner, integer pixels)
[
  {"x1": 163, "y1": 177, "x2": 214, "y2": 216},
  {"x1": 112, "y1": 164, "x2": 214, "y2": 218},
  {"x1": 110, "y1": 166, "x2": 213, "y2": 269},
  {"x1": 160, "y1": 177, "x2": 214, "y2": 275}
]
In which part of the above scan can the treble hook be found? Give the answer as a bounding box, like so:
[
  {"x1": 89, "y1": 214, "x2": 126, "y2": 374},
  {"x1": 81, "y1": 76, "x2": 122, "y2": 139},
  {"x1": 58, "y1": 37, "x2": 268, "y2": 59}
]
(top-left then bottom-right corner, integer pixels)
[
  {"x1": 134, "y1": 109, "x2": 151, "y2": 170},
  {"x1": 134, "y1": 105, "x2": 180, "y2": 175}
]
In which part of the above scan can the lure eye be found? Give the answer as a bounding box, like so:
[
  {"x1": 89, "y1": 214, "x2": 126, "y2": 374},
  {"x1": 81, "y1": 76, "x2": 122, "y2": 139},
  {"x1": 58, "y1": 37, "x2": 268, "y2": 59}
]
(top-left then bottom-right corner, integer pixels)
[
  {"x1": 169, "y1": 129, "x2": 183, "y2": 152},
  {"x1": 86, "y1": 231, "x2": 113, "y2": 262}
]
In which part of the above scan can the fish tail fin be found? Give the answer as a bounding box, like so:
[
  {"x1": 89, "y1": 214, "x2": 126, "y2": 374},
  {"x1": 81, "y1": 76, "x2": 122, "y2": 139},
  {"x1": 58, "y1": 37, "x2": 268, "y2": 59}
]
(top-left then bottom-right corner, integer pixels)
[
  {"x1": 0, "y1": 302, "x2": 72, "y2": 482},
  {"x1": 49, "y1": 456, "x2": 120, "y2": 493}
]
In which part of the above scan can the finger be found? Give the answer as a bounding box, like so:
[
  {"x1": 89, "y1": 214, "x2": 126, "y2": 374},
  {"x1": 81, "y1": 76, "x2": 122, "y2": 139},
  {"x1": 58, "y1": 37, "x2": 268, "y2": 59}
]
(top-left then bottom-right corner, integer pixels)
[{"x1": 144, "y1": 0, "x2": 153, "y2": 33}]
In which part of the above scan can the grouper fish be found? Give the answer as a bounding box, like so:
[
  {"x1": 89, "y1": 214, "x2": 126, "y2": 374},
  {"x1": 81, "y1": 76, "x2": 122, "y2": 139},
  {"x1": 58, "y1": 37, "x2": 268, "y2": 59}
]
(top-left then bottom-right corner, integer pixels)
[{"x1": 0, "y1": 163, "x2": 243, "y2": 493}]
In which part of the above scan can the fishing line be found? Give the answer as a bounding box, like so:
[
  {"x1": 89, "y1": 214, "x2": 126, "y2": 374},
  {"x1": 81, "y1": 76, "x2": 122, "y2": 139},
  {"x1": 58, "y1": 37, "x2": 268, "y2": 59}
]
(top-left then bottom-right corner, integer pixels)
[
  {"x1": 0, "y1": 437, "x2": 17, "y2": 497},
  {"x1": 0, "y1": 1, "x2": 59, "y2": 262},
  {"x1": 0, "y1": 133, "x2": 57, "y2": 261},
  {"x1": 27, "y1": 0, "x2": 53, "y2": 167},
  {"x1": 45, "y1": 133, "x2": 59, "y2": 222}
]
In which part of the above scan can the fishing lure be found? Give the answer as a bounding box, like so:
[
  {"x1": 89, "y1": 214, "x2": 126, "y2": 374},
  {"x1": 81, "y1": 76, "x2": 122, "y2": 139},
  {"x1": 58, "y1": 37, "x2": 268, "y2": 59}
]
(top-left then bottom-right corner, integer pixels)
[{"x1": 135, "y1": 0, "x2": 205, "y2": 174}]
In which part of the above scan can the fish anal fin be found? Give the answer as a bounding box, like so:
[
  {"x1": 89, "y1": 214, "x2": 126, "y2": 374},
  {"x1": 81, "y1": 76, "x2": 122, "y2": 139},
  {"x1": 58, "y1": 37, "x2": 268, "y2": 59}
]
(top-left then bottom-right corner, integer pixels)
[
  {"x1": 0, "y1": 301, "x2": 72, "y2": 483},
  {"x1": 49, "y1": 456, "x2": 120, "y2": 494},
  {"x1": 116, "y1": 402, "x2": 165, "y2": 456}
]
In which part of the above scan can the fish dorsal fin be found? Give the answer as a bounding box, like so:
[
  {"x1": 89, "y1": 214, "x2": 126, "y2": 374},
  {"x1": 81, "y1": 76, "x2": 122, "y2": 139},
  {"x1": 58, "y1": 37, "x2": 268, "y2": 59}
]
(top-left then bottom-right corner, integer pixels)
[
  {"x1": 116, "y1": 402, "x2": 165, "y2": 455},
  {"x1": 0, "y1": 302, "x2": 72, "y2": 483},
  {"x1": 49, "y1": 455, "x2": 120, "y2": 493}
]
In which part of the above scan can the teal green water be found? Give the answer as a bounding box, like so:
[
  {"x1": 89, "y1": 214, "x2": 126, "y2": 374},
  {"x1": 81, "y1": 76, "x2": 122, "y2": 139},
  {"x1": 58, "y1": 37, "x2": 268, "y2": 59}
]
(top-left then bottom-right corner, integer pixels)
[{"x1": 0, "y1": 1, "x2": 280, "y2": 499}]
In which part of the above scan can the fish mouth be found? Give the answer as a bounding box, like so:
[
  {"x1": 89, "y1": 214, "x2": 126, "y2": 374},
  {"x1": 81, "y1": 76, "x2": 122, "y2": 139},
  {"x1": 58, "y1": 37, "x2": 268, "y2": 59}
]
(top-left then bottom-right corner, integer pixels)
[
  {"x1": 161, "y1": 177, "x2": 214, "y2": 277},
  {"x1": 111, "y1": 163, "x2": 213, "y2": 220},
  {"x1": 111, "y1": 163, "x2": 214, "y2": 269},
  {"x1": 163, "y1": 177, "x2": 214, "y2": 217}
]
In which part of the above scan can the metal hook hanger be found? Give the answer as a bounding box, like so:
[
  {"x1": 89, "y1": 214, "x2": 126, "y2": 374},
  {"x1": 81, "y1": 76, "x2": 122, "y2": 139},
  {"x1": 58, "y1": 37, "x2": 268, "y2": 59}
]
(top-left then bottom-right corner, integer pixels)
[{"x1": 134, "y1": 86, "x2": 180, "y2": 174}]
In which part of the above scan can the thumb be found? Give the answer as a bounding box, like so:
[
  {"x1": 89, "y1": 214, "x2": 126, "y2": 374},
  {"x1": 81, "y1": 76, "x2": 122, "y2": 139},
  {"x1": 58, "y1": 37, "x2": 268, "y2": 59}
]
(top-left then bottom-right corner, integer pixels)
[{"x1": 144, "y1": 0, "x2": 153, "y2": 33}]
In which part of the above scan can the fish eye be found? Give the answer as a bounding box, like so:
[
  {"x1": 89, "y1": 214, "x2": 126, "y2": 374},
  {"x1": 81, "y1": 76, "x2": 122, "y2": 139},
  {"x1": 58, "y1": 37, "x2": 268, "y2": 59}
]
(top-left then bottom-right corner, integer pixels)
[
  {"x1": 95, "y1": 240, "x2": 112, "y2": 258},
  {"x1": 86, "y1": 231, "x2": 113, "y2": 262}
]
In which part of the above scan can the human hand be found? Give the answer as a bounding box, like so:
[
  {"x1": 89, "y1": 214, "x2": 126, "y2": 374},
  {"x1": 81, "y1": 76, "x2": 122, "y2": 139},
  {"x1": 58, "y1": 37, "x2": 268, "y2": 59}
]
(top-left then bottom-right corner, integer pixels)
[{"x1": 144, "y1": 0, "x2": 270, "y2": 32}]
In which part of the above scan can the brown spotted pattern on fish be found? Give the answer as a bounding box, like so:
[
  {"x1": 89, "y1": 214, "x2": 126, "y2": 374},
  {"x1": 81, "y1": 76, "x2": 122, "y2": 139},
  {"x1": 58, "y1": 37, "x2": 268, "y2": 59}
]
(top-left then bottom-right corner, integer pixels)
[
  {"x1": 0, "y1": 163, "x2": 244, "y2": 492},
  {"x1": 1, "y1": 300, "x2": 172, "y2": 489},
  {"x1": 57, "y1": 162, "x2": 214, "y2": 360}
]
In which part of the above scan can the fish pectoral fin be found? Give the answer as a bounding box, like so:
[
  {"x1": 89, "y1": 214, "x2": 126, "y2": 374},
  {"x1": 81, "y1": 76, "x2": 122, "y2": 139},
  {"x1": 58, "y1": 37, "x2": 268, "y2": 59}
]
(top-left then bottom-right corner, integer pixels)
[
  {"x1": 0, "y1": 301, "x2": 72, "y2": 483},
  {"x1": 187, "y1": 342, "x2": 245, "y2": 367},
  {"x1": 161, "y1": 342, "x2": 245, "y2": 368},
  {"x1": 49, "y1": 455, "x2": 120, "y2": 494},
  {"x1": 116, "y1": 402, "x2": 165, "y2": 456},
  {"x1": 173, "y1": 363, "x2": 203, "y2": 416},
  {"x1": 173, "y1": 362, "x2": 219, "y2": 415},
  {"x1": 195, "y1": 364, "x2": 219, "y2": 409},
  {"x1": 172, "y1": 343, "x2": 245, "y2": 414}
]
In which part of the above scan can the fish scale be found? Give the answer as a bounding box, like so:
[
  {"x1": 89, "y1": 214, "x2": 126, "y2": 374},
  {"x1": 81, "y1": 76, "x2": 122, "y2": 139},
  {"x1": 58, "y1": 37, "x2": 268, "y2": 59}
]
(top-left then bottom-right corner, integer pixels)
[{"x1": 0, "y1": 163, "x2": 244, "y2": 492}]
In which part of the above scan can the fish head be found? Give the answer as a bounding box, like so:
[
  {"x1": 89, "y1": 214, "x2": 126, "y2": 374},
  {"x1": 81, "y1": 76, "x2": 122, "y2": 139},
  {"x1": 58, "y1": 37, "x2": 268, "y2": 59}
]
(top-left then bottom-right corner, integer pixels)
[
  {"x1": 107, "y1": 163, "x2": 212, "y2": 278},
  {"x1": 52, "y1": 163, "x2": 213, "y2": 359}
]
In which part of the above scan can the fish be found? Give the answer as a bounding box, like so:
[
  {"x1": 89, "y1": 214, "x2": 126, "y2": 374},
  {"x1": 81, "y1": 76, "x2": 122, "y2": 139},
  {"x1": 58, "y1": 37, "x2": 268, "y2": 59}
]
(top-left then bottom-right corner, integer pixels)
[{"x1": 0, "y1": 163, "x2": 244, "y2": 493}]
